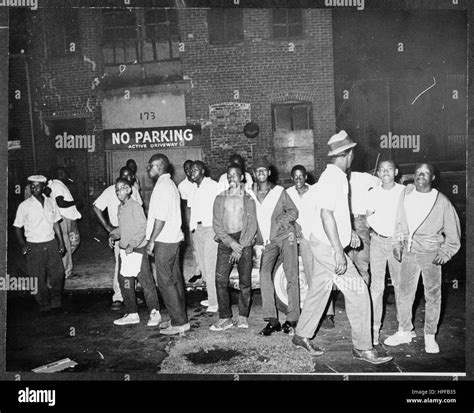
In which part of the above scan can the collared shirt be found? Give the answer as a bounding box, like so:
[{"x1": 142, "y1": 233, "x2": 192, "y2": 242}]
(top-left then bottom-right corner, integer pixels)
[
  {"x1": 48, "y1": 179, "x2": 82, "y2": 221},
  {"x1": 146, "y1": 173, "x2": 183, "y2": 243},
  {"x1": 178, "y1": 178, "x2": 197, "y2": 201},
  {"x1": 349, "y1": 172, "x2": 381, "y2": 215},
  {"x1": 286, "y1": 184, "x2": 315, "y2": 240},
  {"x1": 311, "y1": 164, "x2": 352, "y2": 248},
  {"x1": 93, "y1": 184, "x2": 142, "y2": 227},
  {"x1": 14, "y1": 194, "x2": 62, "y2": 243},
  {"x1": 366, "y1": 183, "x2": 405, "y2": 237},
  {"x1": 189, "y1": 177, "x2": 219, "y2": 231},
  {"x1": 110, "y1": 197, "x2": 147, "y2": 249},
  {"x1": 216, "y1": 172, "x2": 254, "y2": 193}
]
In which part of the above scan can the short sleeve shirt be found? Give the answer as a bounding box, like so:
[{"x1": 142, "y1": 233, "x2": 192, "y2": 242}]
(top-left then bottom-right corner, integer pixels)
[
  {"x1": 349, "y1": 172, "x2": 381, "y2": 215},
  {"x1": 93, "y1": 184, "x2": 142, "y2": 227},
  {"x1": 13, "y1": 195, "x2": 62, "y2": 242},
  {"x1": 48, "y1": 179, "x2": 82, "y2": 220},
  {"x1": 366, "y1": 183, "x2": 405, "y2": 236},
  {"x1": 311, "y1": 164, "x2": 352, "y2": 248},
  {"x1": 189, "y1": 177, "x2": 219, "y2": 230},
  {"x1": 146, "y1": 173, "x2": 183, "y2": 243},
  {"x1": 178, "y1": 178, "x2": 197, "y2": 201}
]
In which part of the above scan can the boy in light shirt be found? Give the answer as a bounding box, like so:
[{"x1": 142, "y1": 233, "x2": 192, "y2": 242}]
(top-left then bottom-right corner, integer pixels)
[{"x1": 365, "y1": 160, "x2": 406, "y2": 346}]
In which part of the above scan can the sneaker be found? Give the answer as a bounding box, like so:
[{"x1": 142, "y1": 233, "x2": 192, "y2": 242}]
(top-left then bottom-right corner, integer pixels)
[
  {"x1": 424, "y1": 334, "x2": 440, "y2": 354},
  {"x1": 384, "y1": 330, "x2": 413, "y2": 346},
  {"x1": 159, "y1": 323, "x2": 191, "y2": 335},
  {"x1": 147, "y1": 309, "x2": 161, "y2": 327},
  {"x1": 114, "y1": 313, "x2": 140, "y2": 326},
  {"x1": 352, "y1": 348, "x2": 393, "y2": 365},
  {"x1": 206, "y1": 305, "x2": 218, "y2": 313},
  {"x1": 200, "y1": 299, "x2": 209, "y2": 307},
  {"x1": 237, "y1": 316, "x2": 249, "y2": 329},
  {"x1": 210, "y1": 318, "x2": 234, "y2": 331}
]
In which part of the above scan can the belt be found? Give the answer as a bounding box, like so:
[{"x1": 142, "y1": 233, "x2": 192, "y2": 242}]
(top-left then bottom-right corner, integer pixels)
[
  {"x1": 197, "y1": 221, "x2": 202, "y2": 225},
  {"x1": 352, "y1": 214, "x2": 366, "y2": 219},
  {"x1": 370, "y1": 229, "x2": 390, "y2": 239}
]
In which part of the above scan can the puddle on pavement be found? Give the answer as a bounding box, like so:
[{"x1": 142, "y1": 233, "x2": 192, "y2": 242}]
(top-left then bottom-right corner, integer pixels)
[{"x1": 185, "y1": 348, "x2": 242, "y2": 364}]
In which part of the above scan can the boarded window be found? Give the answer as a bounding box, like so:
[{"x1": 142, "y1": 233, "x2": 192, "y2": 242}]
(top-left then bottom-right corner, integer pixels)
[
  {"x1": 273, "y1": 102, "x2": 312, "y2": 131},
  {"x1": 208, "y1": 9, "x2": 244, "y2": 45},
  {"x1": 272, "y1": 9, "x2": 303, "y2": 40}
]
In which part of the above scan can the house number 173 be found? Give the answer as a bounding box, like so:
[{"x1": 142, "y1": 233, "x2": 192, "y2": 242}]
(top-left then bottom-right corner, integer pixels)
[{"x1": 140, "y1": 112, "x2": 156, "y2": 121}]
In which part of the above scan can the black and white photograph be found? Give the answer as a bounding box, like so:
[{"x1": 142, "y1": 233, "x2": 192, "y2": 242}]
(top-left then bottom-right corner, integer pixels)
[{"x1": 0, "y1": 0, "x2": 472, "y2": 403}]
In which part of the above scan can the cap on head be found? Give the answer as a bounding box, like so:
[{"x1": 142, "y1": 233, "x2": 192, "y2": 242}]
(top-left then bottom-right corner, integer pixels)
[
  {"x1": 327, "y1": 130, "x2": 357, "y2": 157},
  {"x1": 253, "y1": 156, "x2": 271, "y2": 170},
  {"x1": 28, "y1": 175, "x2": 47, "y2": 183}
]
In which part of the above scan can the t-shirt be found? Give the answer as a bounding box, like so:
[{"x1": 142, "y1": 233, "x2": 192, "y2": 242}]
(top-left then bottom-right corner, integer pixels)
[
  {"x1": 349, "y1": 172, "x2": 381, "y2": 216},
  {"x1": 178, "y1": 178, "x2": 197, "y2": 201},
  {"x1": 404, "y1": 189, "x2": 438, "y2": 234},
  {"x1": 146, "y1": 173, "x2": 183, "y2": 243},
  {"x1": 48, "y1": 179, "x2": 82, "y2": 220},
  {"x1": 189, "y1": 177, "x2": 219, "y2": 230},
  {"x1": 216, "y1": 172, "x2": 254, "y2": 194},
  {"x1": 311, "y1": 164, "x2": 351, "y2": 248},
  {"x1": 366, "y1": 183, "x2": 405, "y2": 237},
  {"x1": 13, "y1": 195, "x2": 62, "y2": 243},
  {"x1": 93, "y1": 184, "x2": 142, "y2": 227}
]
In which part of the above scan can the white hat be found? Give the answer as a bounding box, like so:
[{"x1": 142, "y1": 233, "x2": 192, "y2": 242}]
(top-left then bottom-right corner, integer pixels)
[
  {"x1": 27, "y1": 175, "x2": 47, "y2": 183},
  {"x1": 327, "y1": 130, "x2": 357, "y2": 156}
]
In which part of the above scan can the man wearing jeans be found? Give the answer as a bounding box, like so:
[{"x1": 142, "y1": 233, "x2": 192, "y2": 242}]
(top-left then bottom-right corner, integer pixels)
[
  {"x1": 293, "y1": 131, "x2": 392, "y2": 364},
  {"x1": 248, "y1": 157, "x2": 300, "y2": 336},
  {"x1": 211, "y1": 165, "x2": 257, "y2": 331},
  {"x1": 384, "y1": 163, "x2": 460, "y2": 353},
  {"x1": 146, "y1": 154, "x2": 189, "y2": 335}
]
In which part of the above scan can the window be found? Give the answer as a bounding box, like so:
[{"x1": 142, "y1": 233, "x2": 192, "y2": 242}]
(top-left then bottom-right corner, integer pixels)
[
  {"x1": 272, "y1": 9, "x2": 303, "y2": 40},
  {"x1": 272, "y1": 102, "x2": 312, "y2": 131},
  {"x1": 208, "y1": 9, "x2": 243, "y2": 45},
  {"x1": 46, "y1": 9, "x2": 81, "y2": 57},
  {"x1": 103, "y1": 9, "x2": 180, "y2": 65}
]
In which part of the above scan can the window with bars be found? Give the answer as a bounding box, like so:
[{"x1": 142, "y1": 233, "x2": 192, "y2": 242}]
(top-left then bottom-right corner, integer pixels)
[
  {"x1": 208, "y1": 9, "x2": 244, "y2": 45},
  {"x1": 272, "y1": 102, "x2": 312, "y2": 131},
  {"x1": 272, "y1": 8, "x2": 303, "y2": 40},
  {"x1": 46, "y1": 9, "x2": 81, "y2": 57},
  {"x1": 102, "y1": 9, "x2": 180, "y2": 65}
]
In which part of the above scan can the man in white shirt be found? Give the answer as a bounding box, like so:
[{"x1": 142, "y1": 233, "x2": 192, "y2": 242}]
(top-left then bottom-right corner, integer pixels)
[
  {"x1": 189, "y1": 161, "x2": 219, "y2": 312},
  {"x1": 216, "y1": 154, "x2": 253, "y2": 193},
  {"x1": 177, "y1": 159, "x2": 201, "y2": 283},
  {"x1": 93, "y1": 166, "x2": 143, "y2": 311},
  {"x1": 347, "y1": 170, "x2": 381, "y2": 285},
  {"x1": 286, "y1": 165, "x2": 336, "y2": 329},
  {"x1": 14, "y1": 175, "x2": 66, "y2": 314},
  {"x1": 293, "y1": 131, "x2": 392, "y2": 364},
  {"x1": 365, "y1": 160, "x2": 406, "y2": 346},
  {"x1": 145, "y1": 154, "x2": 190, "y2": 335},
  {"x1": 49, "y1": 168, "x2": 82, "y2": 279}
]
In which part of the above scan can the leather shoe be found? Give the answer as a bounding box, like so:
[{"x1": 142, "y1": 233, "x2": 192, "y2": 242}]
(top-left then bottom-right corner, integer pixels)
[
  {"x1": 292, "y1": 334, "x2": 324, "y2": 356},
  {"x1": 188, "y1": 274, "x2": 202, "y2": 283},
  {"x1": 282, "y1": 321, "x2": 297, "y2": 335},
  {"x1": 352, "y1": 348, "x2": 393, "y2": 365},
  {"x1": 259, "y1": 322, "x2": 281, "y2": 336}
]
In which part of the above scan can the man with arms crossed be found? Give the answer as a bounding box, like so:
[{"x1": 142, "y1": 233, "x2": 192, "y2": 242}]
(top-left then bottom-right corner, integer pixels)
[
  {"x1": 211, "y1": 164, "x2": 258, "y2": 331},
  {"x1": 293, "y1": 131, "x2": 392, "y2": 364},
  {"x1": 384, "y1": 163, "x2": 460, "y2": 353}
]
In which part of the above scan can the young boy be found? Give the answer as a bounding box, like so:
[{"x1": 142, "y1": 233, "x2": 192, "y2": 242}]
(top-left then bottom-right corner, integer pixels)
[
  {"x1": 109, "y1": 178, "x2": 161, "y2": 327},
  {"x1": 365, "y1": 160, "x2": 406, "y2": 345}
]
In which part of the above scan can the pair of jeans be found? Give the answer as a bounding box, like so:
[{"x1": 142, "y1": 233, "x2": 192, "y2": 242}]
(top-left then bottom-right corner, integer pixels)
[
  {"x1": 296, "y1": 238, "x2": 372, "y2": 350},
  {"x1": 369, "y1": 233, "x2": 402, "y2": 332},
  {"x1": 348, "y1": 216, "x2": 371, "y2": 285},
  {"x1": 118, "y1": 247, "x2": 160, "y2": 314},
  {"x1": 215, "y1": 232, "x2": 253, "y2": 319},
  {"x1": 154, "y1": 241, "x2": 188, "y2": 326},
  {"x1": 193, "y1": 225, "x2": 218, "y2": 307},
  {"x1": 397, "y1": 251, "x2": 441, "y2": 335},
  {"x1": 260, "y1": 233, "x2": 299, "y2": 323},
  {"x1": 299, "y1": 238, "x2": 334, "y2": 316},
  {"x1": 26, "y1": 239, "x2": 65, "y2": 311}
]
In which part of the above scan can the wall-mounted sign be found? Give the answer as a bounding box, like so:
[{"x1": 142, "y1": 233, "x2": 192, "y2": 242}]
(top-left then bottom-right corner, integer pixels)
[{"x1": 104, "y1": 125, "x2": 201, "y2": 150}]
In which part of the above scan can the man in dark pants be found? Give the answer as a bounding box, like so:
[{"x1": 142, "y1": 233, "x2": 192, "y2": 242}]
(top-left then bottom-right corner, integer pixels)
[
  {"x1": 145, "y1": 154, "x2": 190, "y2": 335},
  {"x1": 211, "y1": 165, "x2": 258, "y2": 331},
  {"x1": 248, "y1": 157, "x2": 300, "y2": 336},
  {"x1": 14, "y1": 175, "x2": 66, "y2": 314}
]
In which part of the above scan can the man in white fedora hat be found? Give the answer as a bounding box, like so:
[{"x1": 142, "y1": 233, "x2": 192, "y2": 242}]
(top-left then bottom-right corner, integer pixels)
[{"x1": 292, "y1": 131, "x2": 393, "y2": 364}]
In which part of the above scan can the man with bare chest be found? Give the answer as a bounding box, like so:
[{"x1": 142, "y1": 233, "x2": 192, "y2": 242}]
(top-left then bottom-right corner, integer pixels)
[{"x1": 211, "y1": 165, "x2": 258, "y2": 331}]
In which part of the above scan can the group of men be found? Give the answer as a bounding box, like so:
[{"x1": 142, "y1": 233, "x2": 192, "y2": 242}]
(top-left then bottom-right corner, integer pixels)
[{"x1": 14, "y1": 130, "x2": 461, "y2": 363}]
